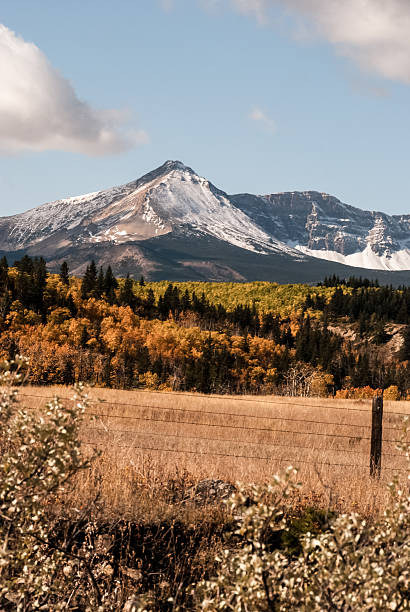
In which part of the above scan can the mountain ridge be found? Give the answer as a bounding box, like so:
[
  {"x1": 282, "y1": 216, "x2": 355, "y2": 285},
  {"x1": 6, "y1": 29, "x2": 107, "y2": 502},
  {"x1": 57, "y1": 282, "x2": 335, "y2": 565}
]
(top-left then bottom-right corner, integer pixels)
[{"x1": 2, "y1": 160, "x2": 410, "y2": 282}]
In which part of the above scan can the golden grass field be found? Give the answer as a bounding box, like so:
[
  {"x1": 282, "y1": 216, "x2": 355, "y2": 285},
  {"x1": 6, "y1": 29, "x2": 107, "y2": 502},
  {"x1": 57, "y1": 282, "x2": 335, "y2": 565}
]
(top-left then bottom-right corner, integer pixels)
[{"x1": 18, "y1": 386, "x2": 410, "y2": 518}]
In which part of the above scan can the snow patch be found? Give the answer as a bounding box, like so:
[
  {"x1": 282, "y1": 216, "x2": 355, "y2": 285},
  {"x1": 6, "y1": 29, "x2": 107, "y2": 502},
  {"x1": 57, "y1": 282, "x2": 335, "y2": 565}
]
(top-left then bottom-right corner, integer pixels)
[
  {"x1": 142, "y1": 167, "x2": 299, "y2": 256},
  {"x1": 296, "y1": 244, "x2": 410, "y2": 271}
]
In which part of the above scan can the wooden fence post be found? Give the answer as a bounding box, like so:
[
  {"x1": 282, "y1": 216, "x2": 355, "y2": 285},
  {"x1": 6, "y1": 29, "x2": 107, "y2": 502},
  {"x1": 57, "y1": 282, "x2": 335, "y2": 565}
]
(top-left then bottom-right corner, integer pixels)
[{"x1": 370, "y1": 394, "x2": 383, "y2": 478}]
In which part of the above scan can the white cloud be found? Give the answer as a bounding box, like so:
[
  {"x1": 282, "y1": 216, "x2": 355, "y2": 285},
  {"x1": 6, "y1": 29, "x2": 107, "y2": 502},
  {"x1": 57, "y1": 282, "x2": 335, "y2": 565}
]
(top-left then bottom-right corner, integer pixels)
[
  {"x1": 208, "y1": 0, "x2": 410, "y2": 84},
  {"x1": 0, "y1": 24, "x2": 148, "y2": 156},
  {"x1": 249, "y1": 107, "x2": 276, "y2": 132}
]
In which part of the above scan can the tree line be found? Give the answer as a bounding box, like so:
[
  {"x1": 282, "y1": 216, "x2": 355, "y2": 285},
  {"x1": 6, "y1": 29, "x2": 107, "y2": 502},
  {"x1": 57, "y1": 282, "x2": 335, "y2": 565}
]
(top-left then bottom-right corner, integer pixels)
[
  {"x1": 1, "y1": 256, "x2": 410, "y2": 395},
  {"x1": 305, "y1": 283, "x2": 410, "y2": 328}
]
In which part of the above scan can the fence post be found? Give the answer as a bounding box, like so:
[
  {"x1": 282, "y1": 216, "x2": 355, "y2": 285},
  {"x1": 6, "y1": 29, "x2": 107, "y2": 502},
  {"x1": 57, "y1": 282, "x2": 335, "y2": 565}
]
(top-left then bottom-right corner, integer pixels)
[{"x1": 370, "y1": 394, "x2": 383, "y2": 478}]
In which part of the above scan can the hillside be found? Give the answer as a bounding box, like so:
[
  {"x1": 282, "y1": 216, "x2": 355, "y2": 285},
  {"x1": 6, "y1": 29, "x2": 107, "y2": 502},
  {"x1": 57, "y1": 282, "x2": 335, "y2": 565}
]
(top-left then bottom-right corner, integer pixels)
[{"x1": 1, "y1": 256, "x2": 410, "y2": 397}]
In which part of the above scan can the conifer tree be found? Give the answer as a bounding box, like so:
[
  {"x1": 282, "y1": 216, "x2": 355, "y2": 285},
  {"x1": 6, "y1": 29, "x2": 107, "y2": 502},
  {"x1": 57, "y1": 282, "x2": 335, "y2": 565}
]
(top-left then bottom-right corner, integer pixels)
[
  {"x1": 81, "y1": 261, "x2": 98, "y2": 299},
  {"x1": 14, "y1": 256, "x2": 47, "y2": 314},
  {"x1": 96, "y1": 266, "x2": 105, "y2": 298},
  {"x1": 103, "y1": 266, "x2": 118, "y2": 305},
  {"x1": 0, "y1": 256, "x2": 10, "y2": 325},
  {"x1": 358, "y1": 312, "x2": 368, "y2": 337},
  {"x1": 15, "y1": 254, "x2": 33, "y2": 275},
  {"x1": 158, "y1": 295, "x2": 167, "y2": 319},
  {"x1": 396, "y1": 300, "x2": 408, "y2": 324},
  {"x1": 59, "y1": 261, "x2": 70, "y2": 286},
  {"x1": 181, "y1": 289, "x2": 191, "y2": 311},
  {"x1": 295, "y1": 315, "x2": 312, "y2": 362},
  {"x1": 62, "y1": 358, "x2": 75, "y2": 385},
  {"x1": 119, "y1": 274, "x2": 136, "y2": 308},
  {"x1": 33, "y1": 257, "x2": 47, "y2": 315},
  {"x1": 0, "y1": 256, "x2": 8, "y2": 287},
  {"x1": 104, "y1": 265, "x2": 118, "y2": 294},
  {"x1": 145, "y1": 288, "x2": 156, "y2": 314}
]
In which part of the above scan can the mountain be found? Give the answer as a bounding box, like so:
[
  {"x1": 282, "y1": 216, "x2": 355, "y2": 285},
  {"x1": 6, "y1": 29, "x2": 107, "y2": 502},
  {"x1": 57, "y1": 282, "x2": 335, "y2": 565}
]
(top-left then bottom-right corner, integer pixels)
[
  {"x1": 1, "y1": 160, "x2": 410, "y2": 284},
  {"x1": 232, "y1": 191, "x2": 410, "y2": 271}
]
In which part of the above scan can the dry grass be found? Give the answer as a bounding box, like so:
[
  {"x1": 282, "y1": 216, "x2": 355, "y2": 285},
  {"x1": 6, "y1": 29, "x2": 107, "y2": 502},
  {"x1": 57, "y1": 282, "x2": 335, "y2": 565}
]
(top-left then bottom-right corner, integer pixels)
[{"x1": 18, "y1": 386, "x2": 410, "y2": 519}]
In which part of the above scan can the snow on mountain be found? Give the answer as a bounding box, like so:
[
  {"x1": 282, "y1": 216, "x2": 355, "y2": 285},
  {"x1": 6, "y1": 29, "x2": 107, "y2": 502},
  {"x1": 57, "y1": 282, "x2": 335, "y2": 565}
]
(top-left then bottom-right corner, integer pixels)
[
  {"x1": 295, "y1": 245, "x2": 410, "y2": 271},
  {"x1": 232, "y1": 190, "x2": 410, "y2": 271},
  {"x1": 0, "y1": 160, "x2": 302, "y2": 259},
  {"x1": 1, "y1": 160, "x2": 410, "y2": 274},
  {"x1": 129, "y1": 163, "x2": 300, "y2": 256}
]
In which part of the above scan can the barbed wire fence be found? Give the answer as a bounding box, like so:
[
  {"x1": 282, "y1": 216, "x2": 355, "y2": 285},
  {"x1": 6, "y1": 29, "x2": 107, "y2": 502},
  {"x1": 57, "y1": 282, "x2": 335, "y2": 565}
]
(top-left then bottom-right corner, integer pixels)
[{"x1": 18, "y1": 392, "x2": 409, "y2": 476}]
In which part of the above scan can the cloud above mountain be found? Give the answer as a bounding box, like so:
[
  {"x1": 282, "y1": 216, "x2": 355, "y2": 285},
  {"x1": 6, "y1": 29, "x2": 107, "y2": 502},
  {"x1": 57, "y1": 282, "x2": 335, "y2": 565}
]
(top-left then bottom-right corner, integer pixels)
[
  {"x1": 0, "y1": 24, "x2": 148, "y2": 156},
  {"x1": 207, "y1": 0, "x2": 410, "y2": 84},
  {"x1": 249, "y1": 107, "x2": 276, "y2": 133}
]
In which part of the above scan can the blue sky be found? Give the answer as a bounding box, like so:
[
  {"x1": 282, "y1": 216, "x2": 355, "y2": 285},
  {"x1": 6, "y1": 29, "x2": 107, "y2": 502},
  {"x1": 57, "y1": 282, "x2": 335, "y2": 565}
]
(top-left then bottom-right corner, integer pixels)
[{"x1": 1, "y1": 0, "x2": 410, "y2": 216}]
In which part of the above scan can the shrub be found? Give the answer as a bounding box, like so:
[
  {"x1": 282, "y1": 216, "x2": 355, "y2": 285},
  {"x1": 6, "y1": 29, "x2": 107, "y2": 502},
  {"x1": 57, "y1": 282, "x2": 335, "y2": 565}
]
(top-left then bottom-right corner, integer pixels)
[
  {"x1": 384, "y1": 385, "x2": 401, "y2": 401},
  {"x1": 335, "y1": 386, "x2": 382, "y2": 399},
  {"x1": 1, "y1": 356, "x2": 409, "y2": 610},
  {"x1": 194, "y1": 429, "x2": 410, "y2": 611},
  {"x1": 0, "y1": 357, "x2": 94, "y2": 610}
]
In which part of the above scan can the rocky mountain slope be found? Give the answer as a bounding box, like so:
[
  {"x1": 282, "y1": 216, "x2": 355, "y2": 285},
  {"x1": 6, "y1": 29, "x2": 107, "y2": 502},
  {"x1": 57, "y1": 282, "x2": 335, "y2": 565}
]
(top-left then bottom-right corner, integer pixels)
[
  {"x1": 1, "y1": 160, "x2": 410, "y2": 283},
  {"x1": 232, "y1": 190, "x2": 410, "y2": 271}
]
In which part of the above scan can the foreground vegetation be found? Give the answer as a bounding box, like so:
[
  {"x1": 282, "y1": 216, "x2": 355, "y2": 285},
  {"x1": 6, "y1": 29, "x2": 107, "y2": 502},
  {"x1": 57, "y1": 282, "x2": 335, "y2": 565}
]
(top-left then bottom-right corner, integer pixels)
[
  {"x1": 2, "y1": 261, "x2": 410, "y2": 609},
  {"x1": 1, "y1": 362, "x2": 409, "y2": 610},
  {"x1": 1, "y1": 257, "x2": 410, "y2": 396}
]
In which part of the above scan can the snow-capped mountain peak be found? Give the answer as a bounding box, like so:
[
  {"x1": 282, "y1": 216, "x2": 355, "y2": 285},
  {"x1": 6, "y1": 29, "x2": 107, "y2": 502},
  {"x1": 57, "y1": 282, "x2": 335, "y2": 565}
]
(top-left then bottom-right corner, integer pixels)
[
  {"x1": 160, "y1": 159, "x2": 194, "y2": 173},
  {"x1": 1, "y1": 161, "x2": 410, "y2": 277},
  {"x1": 0, "y1": 161, "x2": 302, "y2": 259}
]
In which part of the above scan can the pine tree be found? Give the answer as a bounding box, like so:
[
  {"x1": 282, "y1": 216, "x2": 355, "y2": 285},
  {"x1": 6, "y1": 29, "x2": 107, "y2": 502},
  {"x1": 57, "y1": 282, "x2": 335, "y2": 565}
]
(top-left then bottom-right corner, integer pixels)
[
  {"x1": 181, "y1": 289, "x2": 191, "y2": 311},
  {"x1": 66, "y1": 294, "x2": 77, "y2": 317},
  {"x1": 96, "y1": 267, "x2": 105, "y2": 298},
  {"x1": 13, "y1": 256, "x2": 47, "y2": 314},
  {"x1": 33, "y1": 258, "x2": 47, "y2": 315},
  {"x1": 119, "y1": 274, "x2": 136, "y2": 308},
  {"x1": 62, "y1": 359, "x2": 75, "y2": 385},
  {"x1": 396, "y1": 300, "x2": 408, "y2": 324},
  {"x1": 15, "y1": 255, "x2": 34, "y2": 275},
  {"x1": 281, "y1": 325, "x2": 294, "y2": 348},
  {"x1": 145, "y1": 288, "x2": 156, "y2": 315},
  {"x1": 305, "y1": 294, "x2": 314, "y2": 309},
  {"x1": 358, "y1": 312, "x2": 368, "y2": 337},
  {"x1": 81, "y1": 261, "x2": 98, "y2": 299},
  {"x1": 329, "y1": 287, "x2": 345, "y2": 316},
  {"x1": 0, "y1": 257, "x2": 8, "y2": 288},
  {"x1": 0, "y1": 257, "x2": 10, "y2": 326},
  {"x1": 59, "y1": 261, "x2": 70, "y2": 286},
  {"x1": 162, "y1": 284, "x2": 174, "y2": 316},
  {"x1": 158, "y1": 296, "x2": 167, "y2": 319},
  {"x1": 104, "y1": 266, "x2": 118, "y2": 294},
  {"x1": 295, "y1": 315, "x2": 312, "y2": 362},
  {"x1": 103, "y1": 266, "x2": 118, "y2": 305}
]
